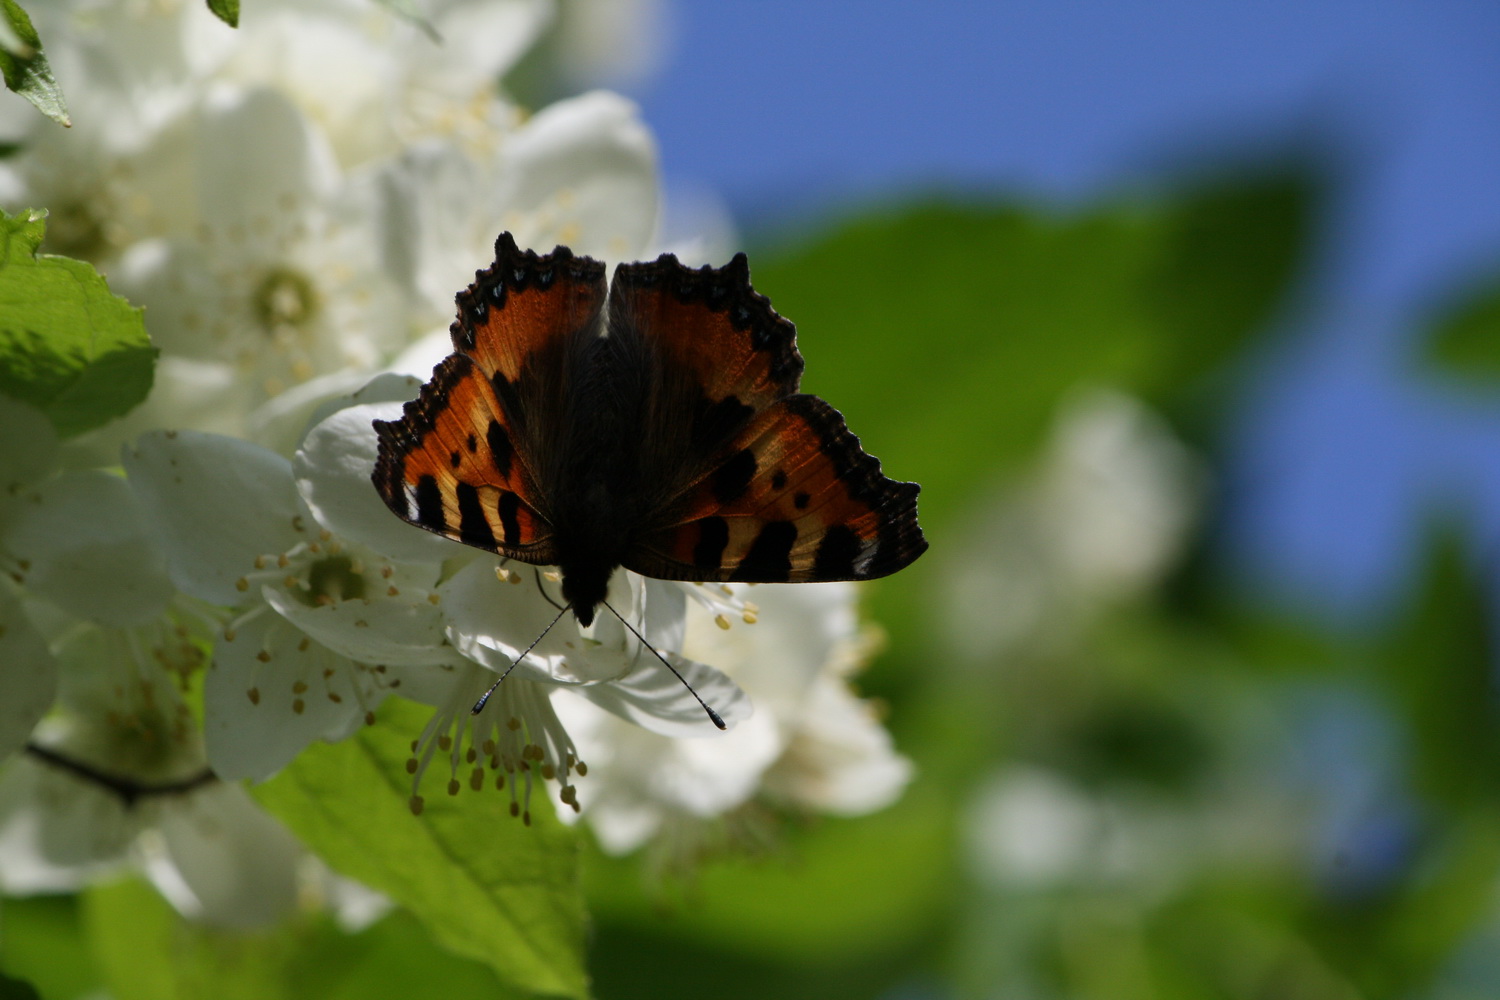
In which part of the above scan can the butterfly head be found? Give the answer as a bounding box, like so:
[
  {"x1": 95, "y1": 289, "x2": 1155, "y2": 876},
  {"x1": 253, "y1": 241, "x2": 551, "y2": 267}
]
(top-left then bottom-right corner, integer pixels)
[{"x1": 559, "y1": 557, "x2": 612, "y2": 628}]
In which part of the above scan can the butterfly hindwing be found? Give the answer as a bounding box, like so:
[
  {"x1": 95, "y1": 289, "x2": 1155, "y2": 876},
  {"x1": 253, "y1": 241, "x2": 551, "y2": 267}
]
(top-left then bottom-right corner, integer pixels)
[{"x1": 625, "y1": 394, "x2": 926, "y2": 583}]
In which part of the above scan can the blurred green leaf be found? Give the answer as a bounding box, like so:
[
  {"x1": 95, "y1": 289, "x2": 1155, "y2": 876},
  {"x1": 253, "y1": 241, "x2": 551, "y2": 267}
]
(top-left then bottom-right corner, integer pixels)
[
  {"x1": 750, "y1": 176, "x2": 1313, "y2": 532},
  {"x1": 0, "y1": 972, "x2": 40, "y2": 1000},
  {"x1": 205, "y1": 0, "x2": 239, "y2": 28},
  {"x1": 1140, "y1": 171, "x2": 1313, "y2": 392},
  {"x1": 0, "y1": 894, "x2": 102, "y2": 1000},
  {"x1": 83, "y1": 881, "x2": 181, "y2": 1000},
  {"x1": 1423, "y1": 272, "x2": 1500, "y2": 380},
  {"x1": 1377, "y1": 521, "x2": 1500, "y2": 811},
  {"x1": 586, "y1": 782, "x2": 954, "y2": 969},
  {"x1": 0, "y1": 207, "x2": 157, "y2": 437},
  {"x1": 0, "y1": 0, "x2": 68, "y2": 127},
  {"x1": 81, "y1": 876, "x2": 530, "y2": 1000},
  {"x1": 254, "y1": 699, "x2": 587, "y2": 999}
]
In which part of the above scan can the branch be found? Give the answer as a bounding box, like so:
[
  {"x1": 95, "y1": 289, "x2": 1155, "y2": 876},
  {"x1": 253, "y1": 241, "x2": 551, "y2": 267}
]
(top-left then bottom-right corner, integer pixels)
[{"x1": 24, "y1": 741, "x2": 217, "y2": 807}]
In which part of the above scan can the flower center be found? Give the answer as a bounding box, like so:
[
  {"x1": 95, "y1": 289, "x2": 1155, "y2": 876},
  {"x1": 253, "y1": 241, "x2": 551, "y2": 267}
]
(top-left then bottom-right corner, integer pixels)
[
  {"x1": 302, "y1": 554, "x2": 367, "y2": 606},
  {"x1": 253, "y1": 267, "x2": 320, "y2": 333}
]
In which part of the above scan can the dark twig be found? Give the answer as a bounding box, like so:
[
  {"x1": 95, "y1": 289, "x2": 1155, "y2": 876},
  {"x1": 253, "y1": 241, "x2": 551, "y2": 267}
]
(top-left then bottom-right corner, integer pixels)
[{"x1": 24, "y1": 742, "x2": 217, "y2": 808}]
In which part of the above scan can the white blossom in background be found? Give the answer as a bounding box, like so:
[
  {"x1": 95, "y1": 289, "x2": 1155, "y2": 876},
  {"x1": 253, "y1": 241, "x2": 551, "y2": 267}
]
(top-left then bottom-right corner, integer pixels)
[
  {"x1": 0, "y1": 596, "x2": 309, "y2": 928},
  {"x1": 942, "y1": 388, "x2": 1202, "y2": 662},
  {"x1": 378, "y1": 89, "x2": 660, "y2": 375},
  {"x1": 109, "y1": 87, "x2": 405, "y2": 439},
  {"x1": 186, "y1": 0, "x2": 552, "y2": 169}
]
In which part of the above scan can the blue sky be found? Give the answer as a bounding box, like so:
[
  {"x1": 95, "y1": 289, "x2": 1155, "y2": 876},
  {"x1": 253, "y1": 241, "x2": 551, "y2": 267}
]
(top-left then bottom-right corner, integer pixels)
[{"x1": 625, "y1": 1, "x2": 1500, "y2": 624}]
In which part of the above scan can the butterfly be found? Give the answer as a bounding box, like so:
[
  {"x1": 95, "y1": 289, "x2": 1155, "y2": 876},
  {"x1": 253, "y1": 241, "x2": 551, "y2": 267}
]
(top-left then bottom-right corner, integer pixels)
[{"x1": 372, "y1": 233, "x2": 927, "y2": 636}]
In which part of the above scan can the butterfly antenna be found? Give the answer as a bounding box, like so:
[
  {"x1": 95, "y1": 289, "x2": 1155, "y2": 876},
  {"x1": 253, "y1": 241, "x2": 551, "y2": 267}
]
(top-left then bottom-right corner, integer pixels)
[
  {"x1": 602, "y1": 600, "x2": 726, "y2": 730},
  {"x1": 471, "y1": 603, "x2": 572, "y2": 715}
]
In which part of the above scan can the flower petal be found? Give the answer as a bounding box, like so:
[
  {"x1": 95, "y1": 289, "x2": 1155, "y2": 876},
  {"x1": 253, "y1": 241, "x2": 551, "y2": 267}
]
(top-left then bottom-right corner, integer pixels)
[
  {"x1": 571, "y1": 654, "x2": 752, "y2": 738},
  {"x1": 0, "y1": 591, "x2": 56, "y2": 759},
  {"x1": 761, "y1": 674, "x2": 913, "y2": 816},
  {"x1": 204, "y1": 613, "x2": 376, "y2": 781},
  {"x1": 440, "y1": 558, "x2": 653, "y2": 686},
  {"x1": 293, "y1": 392, "x2": 455, "y2": 564},
  {"x1": 3, "y1": 471, "x2": 176, "y2": 627},
  {"x1": 147, "y1": 782, "x2": 303, "y2": 928},
  {"x1": 0, "y1": 757, "x2": 133, "y2": 892},
  {"x1": 124, "y1": 431, "x2": 303, "y2": 607},
  {"x1": 502, "y1": 90, "x2": 659, "y2": 260},
  {"x1": 263, "y1": 584, "x2": 458, "y2": 668},
  {"x1": 0, "y1": 395, "x2": 57, "y2": 495}
]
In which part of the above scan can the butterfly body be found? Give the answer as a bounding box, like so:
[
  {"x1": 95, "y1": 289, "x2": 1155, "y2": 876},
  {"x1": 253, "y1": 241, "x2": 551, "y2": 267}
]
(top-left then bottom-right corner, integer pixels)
[{"x1": 373, "y1": 235, "x2": 927, "y2": 627}]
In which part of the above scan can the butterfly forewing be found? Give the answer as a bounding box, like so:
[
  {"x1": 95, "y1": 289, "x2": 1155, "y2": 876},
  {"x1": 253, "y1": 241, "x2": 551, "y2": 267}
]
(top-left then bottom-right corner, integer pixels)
[
  {"x1": 372, "y1": 235, "x2": 608, "y2": 564},
  {"x1": 373, "y1": 352, "x2": 558, "y2": 562}
]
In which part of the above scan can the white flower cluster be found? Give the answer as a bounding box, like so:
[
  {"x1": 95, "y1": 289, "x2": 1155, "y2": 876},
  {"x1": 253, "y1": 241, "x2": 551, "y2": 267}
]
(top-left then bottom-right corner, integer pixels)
[{"x1": 0, "y1": 0, "x2": 909, "y2": 925}]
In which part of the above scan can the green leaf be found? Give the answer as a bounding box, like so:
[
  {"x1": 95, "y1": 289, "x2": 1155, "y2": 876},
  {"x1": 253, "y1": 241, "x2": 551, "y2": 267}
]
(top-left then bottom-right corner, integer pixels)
[
  {"x1": 205, "y1": 0, "x2": 239, "y2": 28},
  {"x1": 82, "y1": 881, "x2": 178, "y2": 1000},
  {"x1": 254, "y1": 699, "x2": 588, "y2": 999},
  {"x1": 1138, "y1": 170, "x2": 1314, "y2": 401},
  {"x1": 0, "y1": 207, "x2": 157, "y2": 437},
  {"x1": 0, "y1": 895, "x2": 103, "y2": 1000},
  {"x1": 587, "y1": 786, "x2": 955, "y2": 969},
  {"x1": 82, "y1": 876, "x2": 532, "y2": 1000},
  {"x1": 1377, "y1": 520, "x2": 1500, "y2": 812},
  {"x1": 749, "y1": 178, "x2": 1313, "y2": 533},
  {"x1": 0, "y1": 0, "x2": 69, "y2": 127},
  {"x1": 1422, "y1": 271, "x2": 1500, "y2": 380},
  {"x1": 0, "y1": 973, "x2": 40, "y2": 1000}
]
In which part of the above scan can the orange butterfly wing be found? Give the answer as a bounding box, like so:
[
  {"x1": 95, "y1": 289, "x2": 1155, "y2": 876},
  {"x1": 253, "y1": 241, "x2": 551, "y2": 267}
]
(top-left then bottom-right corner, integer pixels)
[
  {"x1": 608, "y1": 253, "x2": 927, "y2": 583},
  {"x1": 372, "y1": 236, "x2": 606, "y2": 563}
]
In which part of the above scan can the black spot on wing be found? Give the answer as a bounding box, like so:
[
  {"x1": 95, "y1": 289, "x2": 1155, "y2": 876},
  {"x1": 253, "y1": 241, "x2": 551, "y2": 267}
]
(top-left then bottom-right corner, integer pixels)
[
  {"x1": 692, "y1": 395, "x2": 754, "y2": 453},
  {"x1": 487, "y1": 419, "x2": 513, "y2": 479},
  {"x1": 456, "y1": 482, "x2": 495, "y2": 550},
  {"x1": 782, "y1": 394, "x2": 927, "y2": 578},
  {"x1": 731, "y1": 520, "x2": 797, "y2": 582},
  {"x1": 415, "y1": 475, "x2": 446, "y2": 533},
  {"x1": 770, "y1": 469, "x2": 787, "y2": 490},
  {"x1": 813, "y1": 524, "x2": 862, "y2": 580},
  {"x1": 497, "y1": 490, "x2": 522, "y2": 546},
  {"x1": 449, "y1": 450, "x2": 461, "y2": 469},
  {"x1": 711, "y1": 448, "x2": 757, "y2": 505},
  {"x1": 692, "y1": 516, "x2": 729, "y2": 571},
  {"x1": 794, "y1": 491, "x2": 811, "y2": 510}
]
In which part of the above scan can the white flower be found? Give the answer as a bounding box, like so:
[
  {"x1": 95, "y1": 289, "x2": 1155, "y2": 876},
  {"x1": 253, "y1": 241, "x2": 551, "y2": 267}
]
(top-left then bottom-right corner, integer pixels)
[
  {"x1": 291, "y1": 388, "x2": 752, "y2": 819},
  {"x1": 554, "y1": 581, "x2": 911, "y2": 855},
  {"x1": 942, "y1": 388, "x2": 1201, "y2": 661},
  {"x1": 2, "y1": 470, "x2": 175, "y2": 628},
  {"x1": 379, "y1": 89, "x2": 660, "y2": 354},
  {"x1": 0, "y1": 615, "x2": 306, "y2": 928},
  {"x1": 122, "y1": 423, "x2": 443, "y2": 782},
  {"x1": 187, "y1": 0, "x2": 552, "y2": 170},
  {"x1": 110, "y1": 88, "x2": 405, "y2": 439},
  {"x1": 0, "y1": 587, "x2": 56, "y2": 762}
]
